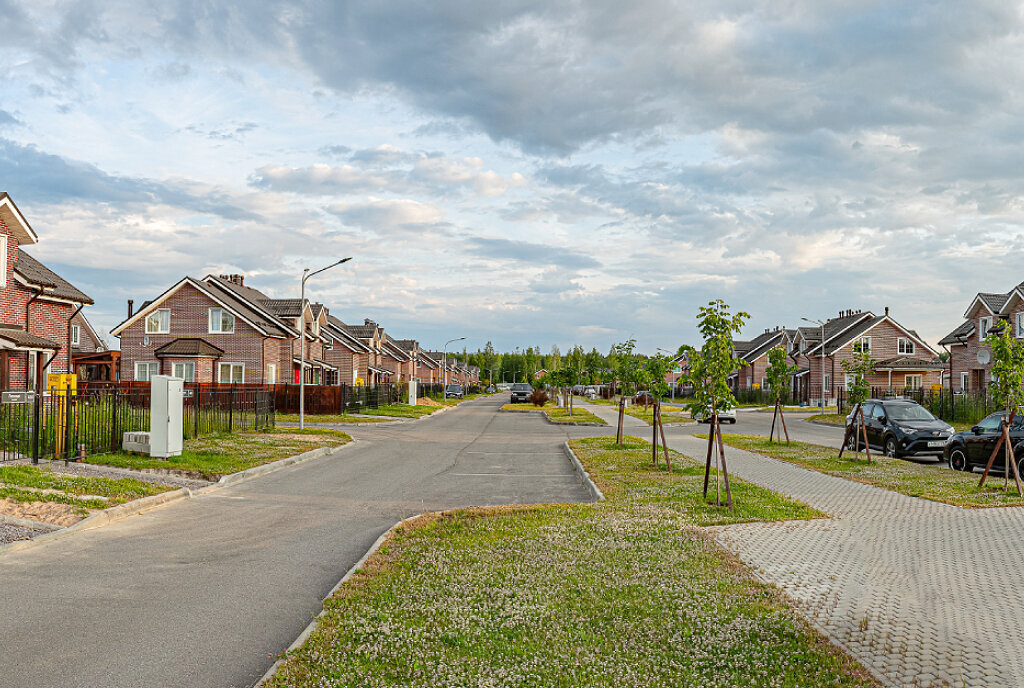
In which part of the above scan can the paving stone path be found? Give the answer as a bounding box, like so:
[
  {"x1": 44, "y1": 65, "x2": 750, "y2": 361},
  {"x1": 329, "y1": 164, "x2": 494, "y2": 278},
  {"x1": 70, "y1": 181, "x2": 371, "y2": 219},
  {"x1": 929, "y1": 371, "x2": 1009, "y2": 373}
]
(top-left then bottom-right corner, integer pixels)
[{"x1": 668, "y1": 434, "x2": 1022, "y2": 688}]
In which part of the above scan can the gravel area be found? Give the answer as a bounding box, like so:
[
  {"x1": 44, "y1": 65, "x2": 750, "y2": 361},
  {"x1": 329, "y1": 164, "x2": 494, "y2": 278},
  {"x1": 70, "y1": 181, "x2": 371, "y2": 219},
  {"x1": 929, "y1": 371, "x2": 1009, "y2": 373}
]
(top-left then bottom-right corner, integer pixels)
[
  {"x1": 0, "y1": 522, "x2": 43, "y2": 545},
  {"x1": 6, "y1": 458, "x2": 212, "y2": 490}
]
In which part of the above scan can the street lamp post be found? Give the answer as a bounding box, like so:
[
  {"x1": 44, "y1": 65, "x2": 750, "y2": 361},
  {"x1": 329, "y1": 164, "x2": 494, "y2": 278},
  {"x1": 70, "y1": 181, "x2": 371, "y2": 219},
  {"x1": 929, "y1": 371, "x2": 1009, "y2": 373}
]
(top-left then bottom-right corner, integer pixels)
[
  {"x1": 442, "y1": 337, "x2": 465, "y2": 388},
  {"x1": 300, "y1": 257, "x2": 352, "y2": 430},
  {"x1": 656, "y1": 347, "x2": 676, "y2": 400},
  {"x1": 801, "y1": 317, "x2": 826, "y2": 414}
]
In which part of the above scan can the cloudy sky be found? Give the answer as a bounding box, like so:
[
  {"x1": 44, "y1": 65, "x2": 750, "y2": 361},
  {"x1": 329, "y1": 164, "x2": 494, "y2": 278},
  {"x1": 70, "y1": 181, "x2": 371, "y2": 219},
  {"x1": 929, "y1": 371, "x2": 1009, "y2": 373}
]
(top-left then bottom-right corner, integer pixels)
[{"x1": 1, "y1": 1, "x2": 1022, "y2": 354}]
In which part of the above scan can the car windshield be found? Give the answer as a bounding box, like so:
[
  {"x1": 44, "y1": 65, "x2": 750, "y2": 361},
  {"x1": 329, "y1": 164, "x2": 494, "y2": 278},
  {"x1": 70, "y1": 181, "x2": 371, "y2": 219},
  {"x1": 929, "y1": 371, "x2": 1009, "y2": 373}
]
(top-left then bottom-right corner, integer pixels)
[
  {"x1": 886, "y1": 405, "x2": 935, "y2": 422},
  {"x1": 445, "y1": 385, "x2": 461, "y2": 391},
  {"x1": 511, "y1": 384, "x2": 531, "y2": 391}
]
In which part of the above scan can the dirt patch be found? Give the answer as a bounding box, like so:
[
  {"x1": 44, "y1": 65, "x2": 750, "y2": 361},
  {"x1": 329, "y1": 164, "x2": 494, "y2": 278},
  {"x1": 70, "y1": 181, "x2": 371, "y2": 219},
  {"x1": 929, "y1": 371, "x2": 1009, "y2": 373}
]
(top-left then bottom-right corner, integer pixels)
[
  {"x1": 262, "y1": 433, "x2": 339, "y2": 444},
  {"x1": 0, "y1": 498, "x2": 89, "y2": 526},
  {"x1": 417, "y1": 397, "x2": 444, "y2": 408}
]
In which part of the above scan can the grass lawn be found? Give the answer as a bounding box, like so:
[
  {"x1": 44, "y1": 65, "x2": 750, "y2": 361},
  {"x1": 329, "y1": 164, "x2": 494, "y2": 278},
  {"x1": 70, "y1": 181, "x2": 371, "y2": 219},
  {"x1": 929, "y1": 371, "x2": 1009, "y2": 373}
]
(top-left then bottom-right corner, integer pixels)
[
  {"x1": 266, "y1": 435, "x2": 880, "y2": 688},
  {"x1": 712, "y1": 433, "x2": 1024, "y2": 508},
  {"x1": 807, "y1": 413, "x2": 847, "y2": 424},
  {"x1": 277, "y1": 413, "x2": 392, "y2": 424},
  {"x1": 84, "y1": 428, "x2": 351, "y2": 481},
  {"x1": 359, "y1": 404, "x2": 443, "y2": 418},
  {"x1": 0, "y1": 465, "x2": 174, "y2": 515},
  {"x1": 501, "y1": 402, "x2": 606, "y2": 425},
  {"x1": 622, "y1": 405, "x2": 693, "y2": 424}
]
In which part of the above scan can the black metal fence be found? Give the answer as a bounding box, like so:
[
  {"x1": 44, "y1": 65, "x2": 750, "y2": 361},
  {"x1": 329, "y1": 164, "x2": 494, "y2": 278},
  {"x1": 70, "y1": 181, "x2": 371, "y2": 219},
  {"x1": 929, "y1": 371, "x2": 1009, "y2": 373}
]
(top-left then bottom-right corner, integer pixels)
[
  {"x1": 273, "y1": 382, "x2": 485, "y2": 414},
  {"x1": 0, "y1": 384, "x2": 275, "y2": 464},
  {"x1": 836, "y1": 386, "x2": 1002, "y2": 425}
]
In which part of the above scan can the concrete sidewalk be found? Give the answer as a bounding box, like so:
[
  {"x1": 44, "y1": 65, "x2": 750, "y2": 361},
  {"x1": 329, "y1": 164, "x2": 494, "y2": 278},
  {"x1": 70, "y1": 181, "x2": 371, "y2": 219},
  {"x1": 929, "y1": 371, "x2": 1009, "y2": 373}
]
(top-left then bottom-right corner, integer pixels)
[
  {"x1": 667, "y1": 433, "x2": 1022, "y2": 688},
  {"x1": 0, "y1": 397, "x2": 593, "y2": 688}
]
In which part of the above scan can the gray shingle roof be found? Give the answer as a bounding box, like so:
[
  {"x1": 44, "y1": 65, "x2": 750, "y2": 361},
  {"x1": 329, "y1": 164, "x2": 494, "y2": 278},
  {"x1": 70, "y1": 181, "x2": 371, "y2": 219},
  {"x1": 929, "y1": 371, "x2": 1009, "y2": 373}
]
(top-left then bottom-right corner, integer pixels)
[
  {"x1": 14, "y1": 251, "x2": 92, "y2": 304},
  {"x1": 939, "y1": 320, "x2": 974, "y2": 346},
  {"x1": 154, "y1": 338, "x2": 224, "y2": 357},
  {"x1": 0, "y1": 325, "x2": 59, "y2": 349},
  {"x1": 978, "y1": 292, "x2": 1010, "y2": 313},
  {"x1": 873, "y1": 356, "x2": 946, "y2": 370},
  {"x1": 201, "y1": 277, "x2": 291, "y2": 337}
]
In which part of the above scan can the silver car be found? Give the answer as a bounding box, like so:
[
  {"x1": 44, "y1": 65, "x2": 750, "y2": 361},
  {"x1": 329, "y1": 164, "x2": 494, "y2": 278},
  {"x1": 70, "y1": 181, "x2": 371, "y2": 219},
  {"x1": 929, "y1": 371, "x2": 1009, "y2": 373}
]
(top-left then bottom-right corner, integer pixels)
[{"x1": 690, "y1": 406, "x2": 737, "y2": 424}]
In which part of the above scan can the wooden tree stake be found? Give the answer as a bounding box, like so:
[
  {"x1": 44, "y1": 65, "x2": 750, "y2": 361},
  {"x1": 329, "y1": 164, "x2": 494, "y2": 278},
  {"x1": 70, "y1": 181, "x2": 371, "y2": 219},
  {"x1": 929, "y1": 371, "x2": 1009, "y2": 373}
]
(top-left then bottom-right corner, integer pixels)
[{"x1": 979, "y1": 411, "x2": 1022, "y2": 496}]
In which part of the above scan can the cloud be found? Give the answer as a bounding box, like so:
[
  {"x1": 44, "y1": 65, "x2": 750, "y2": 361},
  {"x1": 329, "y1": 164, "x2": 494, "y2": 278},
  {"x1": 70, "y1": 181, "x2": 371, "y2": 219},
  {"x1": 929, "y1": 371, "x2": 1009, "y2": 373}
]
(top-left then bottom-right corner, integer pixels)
[
  {"x1": 465, "y1": 237, "x2": 600, "y2": 270},
  {"x1": 327, "y1": 198, "x2": 444, "y2": 231}
]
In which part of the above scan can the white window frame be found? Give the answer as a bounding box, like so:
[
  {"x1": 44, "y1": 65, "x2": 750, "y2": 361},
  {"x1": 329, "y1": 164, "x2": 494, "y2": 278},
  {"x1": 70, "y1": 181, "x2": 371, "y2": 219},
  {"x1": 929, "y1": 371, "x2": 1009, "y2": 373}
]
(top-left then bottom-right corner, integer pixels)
[
  {"x1": 208, "y1": 307, "x2": 235, "y2": 334},
  {"x1": 980, "y1": 316, "x2": 992, "y2": 341},
  {"x1": 145, "y1": 308, "x2": 170, "y2": 334},
  {"x1": 135, "y1": 361, "x2": 159, "y2": 382},
  {"x1": 897, "y1": 337, "x2": 915, "y2": 355},
  {"x1": 961, "y1": 371, "x2": 969, "y2": 392},
  {"x1": 845, "y1": 373, "x2": 857, "y2": 391},
  {"x1": 172, "y1": 361, "x2": 195, "y2": 382},
  {"x1": 27, "y1": 350, "x2": 37, "y2": 391},
  {"x1": 0, "y1": 234, "x2": 7, "y2": 288},
  {"x1": 905, "y1": 374, "x2": 923, "y2": 389},
  {"x1": 823, "y1": 373, "x2": 831, "y2": 391},
  {"x1": 218, "y1": 362, "x2": 244, "y2": 384},
  {"x1": 857, "y1": 336, "x2": 871, "y2": 352},
  {"x1": 1016, "y1": 312, "x2": 1024, "y2": 339},
  {"x1": 266, "y1": 363, "x2": 277, "y2": 384},
  {"x1": 70, "y1": 324, "x2": 81, "y2": 347}
]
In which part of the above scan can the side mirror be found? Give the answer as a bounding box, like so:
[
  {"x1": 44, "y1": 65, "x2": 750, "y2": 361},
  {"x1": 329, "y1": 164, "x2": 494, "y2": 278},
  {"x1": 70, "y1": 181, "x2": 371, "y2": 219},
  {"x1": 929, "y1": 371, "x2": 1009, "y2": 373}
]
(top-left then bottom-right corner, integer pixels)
[
  {"x1": 972, "y1": 426, "x2": 982, "y2": 435},
  {"x1": 879, "y1": 416, "x2": 888, "y2": 425}
]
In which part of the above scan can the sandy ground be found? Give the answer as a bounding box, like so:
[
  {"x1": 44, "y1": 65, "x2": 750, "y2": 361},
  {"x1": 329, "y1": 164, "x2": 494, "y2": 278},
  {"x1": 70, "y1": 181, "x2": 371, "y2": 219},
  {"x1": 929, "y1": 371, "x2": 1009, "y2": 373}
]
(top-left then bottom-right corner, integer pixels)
[
  {"x1": 416, "y1": 397, "x2": 445, "y2": 407},
  {"x1": 0, "y1": 498, "x2": 90, "y2": 527}
]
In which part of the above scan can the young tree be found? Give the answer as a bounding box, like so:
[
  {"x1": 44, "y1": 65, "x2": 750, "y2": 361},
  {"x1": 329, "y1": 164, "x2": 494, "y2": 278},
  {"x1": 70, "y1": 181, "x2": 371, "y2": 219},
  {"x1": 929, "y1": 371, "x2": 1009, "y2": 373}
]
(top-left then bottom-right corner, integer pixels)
[
  {"x1": 681, "y1": 299, "x2": 749, "y2": 510},
  {"x1": 611, "y1": 339, "x2": 643, "y2": 396},
  {"x1": 838, "y1": 344, "x2": 874, "y2": 462},
  {"x1": 978, "y1": 327, "x2": 1024, "y2": 494},
  {"x1": 764, "y1": 346, "x2": 796, "y2": 443}
]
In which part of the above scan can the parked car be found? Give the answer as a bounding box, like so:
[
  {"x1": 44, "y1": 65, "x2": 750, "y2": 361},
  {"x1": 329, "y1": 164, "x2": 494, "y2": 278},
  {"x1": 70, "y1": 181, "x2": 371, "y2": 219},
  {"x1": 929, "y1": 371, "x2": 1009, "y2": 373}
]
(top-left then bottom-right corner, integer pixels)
[
  {"x1": 690, "y1": 406, "x2": 737, "y2": 424},
  {"x1": 845, "y1": 398, "x2": 953, "y2": 459},
  {"x1": 633, "y1": 391, "x2": 655, "y2": 405},
  {"x1": 510, "y1": 383, "x2": 532, "y2": 403},
  {"x1": 444, "y1": 384, "x2": 464, "y2": 399},
  {"x1": 945, "y1": 411, "x2": 1024, "y2": 473},
  {"x1": 583, "y1": 386, "x2": 598, "y2": 400}
]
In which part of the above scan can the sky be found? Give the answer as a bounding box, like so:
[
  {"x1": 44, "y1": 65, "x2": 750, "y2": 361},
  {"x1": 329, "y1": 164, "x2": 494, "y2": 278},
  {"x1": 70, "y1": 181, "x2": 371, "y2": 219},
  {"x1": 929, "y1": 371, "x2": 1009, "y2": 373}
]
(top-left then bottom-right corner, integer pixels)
[{"x1": 1, "y1": 1, "x2": 1023, "y2": 355}]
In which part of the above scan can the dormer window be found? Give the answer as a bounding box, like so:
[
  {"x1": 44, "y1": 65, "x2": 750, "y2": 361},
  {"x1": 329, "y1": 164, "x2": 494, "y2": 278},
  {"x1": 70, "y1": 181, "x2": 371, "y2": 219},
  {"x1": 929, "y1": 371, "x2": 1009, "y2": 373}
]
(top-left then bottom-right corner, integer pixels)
[
  {"x1": 980, "y1": 316, "x2": 992, "y2": 341},
  {"x1": 209, "y1": 308, "x2": 235, "y2": 334},
  {"x1": 898, "y1": 337, "x2": 915, "y2": 355},
  {"x1": 145, "y1": 309, "x2": 170, "y2": 334}
]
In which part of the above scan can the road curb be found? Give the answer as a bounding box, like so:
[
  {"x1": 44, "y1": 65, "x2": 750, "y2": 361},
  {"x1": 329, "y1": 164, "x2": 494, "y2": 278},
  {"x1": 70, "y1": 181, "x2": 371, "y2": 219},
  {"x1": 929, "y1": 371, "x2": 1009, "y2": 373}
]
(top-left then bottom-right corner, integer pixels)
[
  {"x1": 0, "y1": 513, "x2": 64, "y2": 532},
  {"x1": 0, "y1": 440, "x2": 357, "y2": 556},
  {"x1": 255, "y1": 512, "x2": 425, "y2": 687},
  {"x1": 562, "y1": 441, "x2": 605, "y2": 502},
  {"x1": 500, "y1": 407, "x2": 607, "y2": 427},
  {"x1": 807, "y1": 419, "x2": 846, "y2": 428}
]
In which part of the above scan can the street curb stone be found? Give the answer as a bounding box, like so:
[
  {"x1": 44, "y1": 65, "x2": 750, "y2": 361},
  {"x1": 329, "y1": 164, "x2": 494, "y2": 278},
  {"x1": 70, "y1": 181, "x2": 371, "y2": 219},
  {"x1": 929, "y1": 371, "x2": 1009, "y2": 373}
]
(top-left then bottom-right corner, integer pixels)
[
  {"x1": 0, "y1": 513, "x2": 64, "y2": 532},
  {"x1": 562, "y1": 441, "x2": 605, "y2": 502},
  {"x1": 499, "y1": 407, "x2": 607, "y2": 427},
  {"x1": 255, "y1": 512, "x2": 425, "y2": 687}
]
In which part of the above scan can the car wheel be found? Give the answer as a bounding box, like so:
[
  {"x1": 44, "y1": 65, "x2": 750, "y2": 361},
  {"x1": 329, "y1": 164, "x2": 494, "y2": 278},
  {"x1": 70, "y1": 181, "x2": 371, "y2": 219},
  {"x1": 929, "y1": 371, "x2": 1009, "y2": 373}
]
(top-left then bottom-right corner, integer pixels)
[
  {"x1": 846, "y1": 433, "x2": 859, "y2": 451},
  {"x1": 949, "y1": 447, "x2": 968, "y2": 472},
  {"x1": 884, "y1": 436, "x2": 899, "y2": 458},
  {"x1": 728, "y1": 418, "x2": 736, "y2": 424}
]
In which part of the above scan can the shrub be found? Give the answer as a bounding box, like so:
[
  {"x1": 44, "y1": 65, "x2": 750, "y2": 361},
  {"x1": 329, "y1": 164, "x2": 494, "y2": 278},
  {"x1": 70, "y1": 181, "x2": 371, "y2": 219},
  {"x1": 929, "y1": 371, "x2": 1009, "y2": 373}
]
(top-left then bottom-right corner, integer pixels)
[{"x1": 529, "y1": 389, "x2": 549, "y2": 407}]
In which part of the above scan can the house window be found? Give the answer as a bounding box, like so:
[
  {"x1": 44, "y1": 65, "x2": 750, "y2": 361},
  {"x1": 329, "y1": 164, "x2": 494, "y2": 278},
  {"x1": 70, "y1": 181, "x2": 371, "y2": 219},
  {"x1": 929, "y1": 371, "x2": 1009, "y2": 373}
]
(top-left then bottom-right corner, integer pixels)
[
  {"x1": 208, "y1": 308, "x2": 235, "y2": 334},
  {"x1": 135, "y1": 361, "x2": 159, "y2": 382},
  {"x1": 961, "y1": 371, "x2": 969, "y2": 392},
  {"x1": 0, "y1": 235, "x2": 8, "y2": 287},
  {"x1": 905, "y1": 374, "x2": 923, "y2": 389},
  {"x1": 856, "y1": 336, "x2": 871, "y2": 353},
  {"x1": 845, "y1": 373, "x2": 857, "y2": 391},
  {"x1": 823, "y1": 373, "x2": 831, "y2": 392},
  {"x1": 70, "y1": 324, "x2": 81, "y2": 347},
  {"x1": 218, "y1": 362, "x2": 244, "y2": 384},
  {"x1": 27, "y1": 351, "x2": 37, "y2": 391},
  {"x1": 1016, "y1": 313, "x2": 1024, "y2": 339},
  {"x1": 980, "y1": 316, "x2": 992, "y2": 341},
  {"x1": 145, "y1": 309, "x2": 170, "y2": 334},
  {"x1": 172, "y1": 361, "x2": 195, "y2": 382},
  {"x1": 266, "y1": 364, "x2": 277, "y2": 384},
  {"x1": 897, "y1": 337, "x2": 915, "y2": 355}
]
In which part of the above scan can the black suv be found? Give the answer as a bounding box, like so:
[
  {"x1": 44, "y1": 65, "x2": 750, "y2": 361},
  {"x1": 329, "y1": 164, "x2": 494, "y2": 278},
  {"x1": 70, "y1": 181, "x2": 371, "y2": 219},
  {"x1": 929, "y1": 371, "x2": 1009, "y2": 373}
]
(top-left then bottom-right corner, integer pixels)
[
  {"x1": 510, "y1": 383, "x2": 532, "y2": 403},
  {"x1": 845, "y1": 398, "x2": 953, "y2": 459},
  {"x1": 945, "y1": 411, "x2": 1024, "y2": 473}
]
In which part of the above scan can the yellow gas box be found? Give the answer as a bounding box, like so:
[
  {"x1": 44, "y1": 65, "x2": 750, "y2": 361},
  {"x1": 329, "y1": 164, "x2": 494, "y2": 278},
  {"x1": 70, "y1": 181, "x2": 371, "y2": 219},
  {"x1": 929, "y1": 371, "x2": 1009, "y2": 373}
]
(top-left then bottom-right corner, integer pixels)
[{"x1": 47, "y1": 373, "x2": 77, "y2": 457}]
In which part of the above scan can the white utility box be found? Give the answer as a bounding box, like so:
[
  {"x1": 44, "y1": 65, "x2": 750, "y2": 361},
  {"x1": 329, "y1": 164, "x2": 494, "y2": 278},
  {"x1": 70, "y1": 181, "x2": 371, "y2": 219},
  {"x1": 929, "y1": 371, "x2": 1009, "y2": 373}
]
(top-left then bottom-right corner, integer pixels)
[
  {"x1": 408, "y1": 380, "x2": 418, "y2": 406},
  {"x1": 150, "y1": 375, "x2": 184, "y2": 458},
  {"x1": 122, "y1": 431, "x2": 151, "y2": 454}
]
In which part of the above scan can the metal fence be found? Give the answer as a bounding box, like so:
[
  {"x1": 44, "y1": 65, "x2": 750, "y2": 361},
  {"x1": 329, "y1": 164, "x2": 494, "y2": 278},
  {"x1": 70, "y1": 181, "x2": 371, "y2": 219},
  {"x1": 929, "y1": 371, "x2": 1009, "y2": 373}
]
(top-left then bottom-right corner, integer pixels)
[
  {"x1": 273, "y1": 382, "x2": 484, "y2": 414},
  {"x1": 836, "y1": 386, "x2": 1002, "y2": 425},
  {"x1": 0, "y1": 384, "x2": 275, "y2": 464}
]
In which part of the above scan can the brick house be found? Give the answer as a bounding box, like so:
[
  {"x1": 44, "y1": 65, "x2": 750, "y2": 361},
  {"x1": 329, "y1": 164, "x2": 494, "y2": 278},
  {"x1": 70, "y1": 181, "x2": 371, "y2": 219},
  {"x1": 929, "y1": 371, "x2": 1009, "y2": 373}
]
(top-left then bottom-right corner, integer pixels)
[
  {"x1": 337, "y1": 319, "x2": 394, "y2": 385},
  {"x1": 792, "y1": 308, "x2": 943, "y2": 403},
  {"x1": 731, "y1": 327, "x2": 789, "y2": 391},
  {"x1": 111, "y1": 274, "x2": 331, "y2": 384},
  {"x1": 392, "y1": 339, "x2": 434, "y2": 383},
  {"x1": 939, "y1": 284, "x2": 1024, "y2": 393},
  {"x1": 70, "y1": 311, "x2": 120, "y2": 382},
  {"x1": 411, "y1": 348, "x2": 441, "y2": 383},
  {"x1": 381, "y1": 338, "x2": 413, "y2": 381},
  {"x1": 322, "y1": 315, "x2": 372, "y2": 386},
  {"x1": 0, "y1": 194, "x2": 93, "y2": 391}
]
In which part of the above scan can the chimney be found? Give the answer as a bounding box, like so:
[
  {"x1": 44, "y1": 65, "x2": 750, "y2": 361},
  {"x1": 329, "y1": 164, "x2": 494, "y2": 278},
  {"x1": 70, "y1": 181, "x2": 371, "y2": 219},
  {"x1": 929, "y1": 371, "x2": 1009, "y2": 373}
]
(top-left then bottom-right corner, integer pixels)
[
  {"x1": 229, "y1": 274, "x2": 245, "y2": 286},
  {"x1": 127, "y1": 299, "x2": 134, "y2": 318},
  {"x1": 219, "y1": 274, "x2": 229, "y2": 281},
  {"x1": 885, "y1": 306, "x2": 890, "y2": 317}
]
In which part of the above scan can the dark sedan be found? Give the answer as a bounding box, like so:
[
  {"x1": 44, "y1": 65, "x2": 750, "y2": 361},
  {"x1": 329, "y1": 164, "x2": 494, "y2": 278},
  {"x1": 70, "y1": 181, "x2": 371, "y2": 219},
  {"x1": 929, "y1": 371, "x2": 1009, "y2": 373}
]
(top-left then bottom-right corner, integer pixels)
[
  {"x1": 945, "y1": 411, "x2": 1024, "y2": 474},
  {"x1": 845, "y1": 398, "x2": 953, "y2": 459}
]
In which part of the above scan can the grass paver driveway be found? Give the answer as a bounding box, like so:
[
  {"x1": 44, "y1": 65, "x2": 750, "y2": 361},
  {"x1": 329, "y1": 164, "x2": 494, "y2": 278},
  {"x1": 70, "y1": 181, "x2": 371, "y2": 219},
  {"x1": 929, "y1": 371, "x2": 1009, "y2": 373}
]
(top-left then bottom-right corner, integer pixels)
[{"x1": 266, "y1": 436, "x2": 878, "y2": 688}]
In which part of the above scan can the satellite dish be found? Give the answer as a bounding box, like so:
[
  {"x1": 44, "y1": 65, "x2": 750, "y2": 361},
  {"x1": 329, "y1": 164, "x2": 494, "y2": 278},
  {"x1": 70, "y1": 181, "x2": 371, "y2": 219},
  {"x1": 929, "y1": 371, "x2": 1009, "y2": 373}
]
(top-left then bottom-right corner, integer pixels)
[{"x1": 977, "y1": 349, "x2": 992, "y2": 365}]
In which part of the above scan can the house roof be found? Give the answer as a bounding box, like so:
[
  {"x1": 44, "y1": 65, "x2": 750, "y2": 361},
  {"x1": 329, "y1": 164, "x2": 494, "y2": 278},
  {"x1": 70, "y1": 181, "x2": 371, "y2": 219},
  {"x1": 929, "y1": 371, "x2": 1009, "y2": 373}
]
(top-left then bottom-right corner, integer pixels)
[
  {"x1": 873, "y1": 356, "x2": 946, "y2": 371},
  {"x1": 381, "y1": 340, "x2": 411, "y2": 360},
  {"x1": 72, "y1": 312, "x2": 105, "y2": 353},
  {"x1": 15, "y1": 251, "x2": 92, "y2": 304},
  {"x1": 938, "y1": 320, "x2": 975, "y2": 346},
  {"x1": 202, "y1": 276, "x2": 295, "y2": 337},
  {"x1": 323, "y1": 315, "x2": 372, "y2": 352},
  {"x1": 0, "y1": 193, "x2": 38, "y2": 245},
  {"x1": 261, "y1": 299, "x2": 304, "y2": 318},
  {"x1": 735, "y1": 329, "x2": 785, "y2": 362},
  {"x1": 154, "y1": 338, "x2": 225, "y2": 357},
  {"x1": 0, "y1": 324, "x2": 59, "y2": 350}
]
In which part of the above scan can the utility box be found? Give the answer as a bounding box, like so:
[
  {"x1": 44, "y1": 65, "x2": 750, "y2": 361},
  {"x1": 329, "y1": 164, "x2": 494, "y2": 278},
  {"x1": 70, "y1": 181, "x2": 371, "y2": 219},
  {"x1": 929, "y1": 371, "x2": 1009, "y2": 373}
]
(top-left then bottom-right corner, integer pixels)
[
  {"x1": 46, "y1": 373, "x2": 76, "y2": 395},
  {"x1": 408, "y1": 380, "x2": 417, "y2": 406},
  {"x1": 150, "y1": 375, "x2": 183, "y2": 459}
]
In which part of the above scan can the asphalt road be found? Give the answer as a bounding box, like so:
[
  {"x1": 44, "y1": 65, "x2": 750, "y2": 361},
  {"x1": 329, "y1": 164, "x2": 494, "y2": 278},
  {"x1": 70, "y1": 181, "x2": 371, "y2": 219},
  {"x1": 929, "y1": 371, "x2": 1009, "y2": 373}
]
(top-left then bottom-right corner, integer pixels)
[{"x1": 0, "y1": 397, "x2": 593, "y2": 688}]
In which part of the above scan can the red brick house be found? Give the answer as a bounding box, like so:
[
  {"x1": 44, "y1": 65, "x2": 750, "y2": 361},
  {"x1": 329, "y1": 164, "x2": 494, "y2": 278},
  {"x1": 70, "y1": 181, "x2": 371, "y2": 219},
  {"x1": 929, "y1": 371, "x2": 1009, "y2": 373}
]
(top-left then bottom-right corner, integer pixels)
[
  {"x1": 731, "y1": 327, "x2": 789, "y2": 391},
  {"x1": 338, "y1": 319, "x2": 394, "y2": 385},
  {"x1": 381, "y1": 338, "x2": 413, "y2": 381},
  {"x1": 111, "y1": 274, "x2": 330, "y2": 384},
  {"x1": 0, "y1": 194, "x2": 93, "y2": 390},
  {"x1": 940, "y1": 284, "x2": 1024, "y2": 393},
  {"x1": 71, "y1": 311, "x2": 120, "y2": 382},
  {"x1": 322, "y1": 315, "x2": 372, "y2": 386},
  {"x1": 792, "y1": 308, "x2": 943, "y2": 403}
]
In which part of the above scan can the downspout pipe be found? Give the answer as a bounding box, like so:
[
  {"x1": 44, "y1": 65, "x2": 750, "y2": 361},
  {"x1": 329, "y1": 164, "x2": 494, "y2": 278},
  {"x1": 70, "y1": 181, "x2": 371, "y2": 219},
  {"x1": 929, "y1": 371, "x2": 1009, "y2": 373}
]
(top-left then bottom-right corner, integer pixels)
[
  {"x1": 44, "y1": 302, "x2": 85, "y2": 379},
  {"x1": 25, "y1": 287, "x2": 42, "y2": 390}
]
